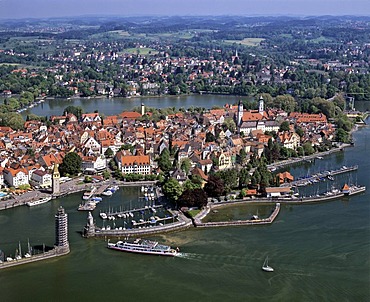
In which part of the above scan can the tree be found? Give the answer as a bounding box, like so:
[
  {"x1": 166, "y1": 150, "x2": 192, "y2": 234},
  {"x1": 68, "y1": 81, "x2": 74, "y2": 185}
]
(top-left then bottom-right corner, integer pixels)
[
  {"x1": 64, "y1": 105, "x2": 83, "y2": 119},
  {"x1": 59, "y1": 152, "x2": 82, "y2": 176},
  {"x1": 239, "y1": 148, "x2": 247, "y2": 165},
  {"x1": 104, "y1": 148, "x2": 114, "y2": 158},
  {"x1": 158, "y1": 148, "x2": 172, "y2": 173},
  {"x1": 180, "y1": 158, "x2": 191, "y2": 175},
  {"x1": 223, "y1": 117, "x2": 236, "y2": 133},
  {"x1": 162, "y1": 178, "x2": 183, "y2": 204},
  {"x1": 302, "y1": 142, "x2": 315, "y2": 155},
  {"x1": 205, "y1": 132, "x2": 216, "y2": 142},
  {"x1": 238, "y1": 168, "x2": 250, "y2": 188},
  {"x1": 178, "y1": 188, "x2": 208, "y2": 208},
  {"x1": 279, "y1": 121, "x2": 290, "y2": 132},
  {"x1": 335, "y1": 128, "x2": 350, "y2": 143},
  {"x1": 217, "y1": 168, "x2": 238, "y2": 193},
  {"x1": 204, "y1": 175, "x2": 224, "y2": 197}
]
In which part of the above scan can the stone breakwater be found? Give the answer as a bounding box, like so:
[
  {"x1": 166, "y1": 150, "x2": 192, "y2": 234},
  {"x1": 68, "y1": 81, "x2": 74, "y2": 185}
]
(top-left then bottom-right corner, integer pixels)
[
  {"x1": 0, "y1": 247, "x2": 70, "y2": 270},
  {"x1": 193, "y1": 203, "x2": 280, "y2": 228}
]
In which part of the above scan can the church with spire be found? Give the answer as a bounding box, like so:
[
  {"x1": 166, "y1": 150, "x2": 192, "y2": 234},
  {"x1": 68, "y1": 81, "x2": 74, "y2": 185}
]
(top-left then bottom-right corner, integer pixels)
[{"x1": 236, "y1": 96, "x2": 279, "y2": 135}]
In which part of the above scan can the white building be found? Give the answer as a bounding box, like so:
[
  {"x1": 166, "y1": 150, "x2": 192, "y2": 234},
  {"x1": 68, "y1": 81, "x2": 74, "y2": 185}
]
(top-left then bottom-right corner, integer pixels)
[
  {"x1": 3, "y1": 168, "x2": 29, "y2": 188},
  {"x1": 30, "y1": 169, "x2": 52, "y2": 188}
]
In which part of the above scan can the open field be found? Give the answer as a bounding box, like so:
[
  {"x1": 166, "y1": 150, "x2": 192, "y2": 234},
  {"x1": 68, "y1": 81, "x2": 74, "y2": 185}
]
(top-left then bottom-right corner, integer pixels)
[
  {"x1": 121, "y1": 47, "x2": 158, "y2": 55},
  {"x1": 89, "y1": 30, "x2": 131, "y2": 40},
  {"x1": 224, "y1": 38, "x2": 265, "y2": 46}
]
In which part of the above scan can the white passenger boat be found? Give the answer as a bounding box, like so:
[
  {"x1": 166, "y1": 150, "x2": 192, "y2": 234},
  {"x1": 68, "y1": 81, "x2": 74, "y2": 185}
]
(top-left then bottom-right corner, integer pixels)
[
  {"x1": 107, "y1": 239, "x2": 179, "y2": 257},
  {"x1": 26, "y1": 196, "x2": 52, "y2": 207}
]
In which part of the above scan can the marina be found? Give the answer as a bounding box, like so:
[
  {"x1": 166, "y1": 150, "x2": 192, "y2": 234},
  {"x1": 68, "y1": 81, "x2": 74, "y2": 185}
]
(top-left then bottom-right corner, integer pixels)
[{"x1": 282, "y1": 165, "x2": 358, "y2": 187}]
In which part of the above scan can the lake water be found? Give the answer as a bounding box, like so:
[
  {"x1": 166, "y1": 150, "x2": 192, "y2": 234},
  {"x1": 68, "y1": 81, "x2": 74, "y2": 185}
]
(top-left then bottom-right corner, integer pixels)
[
  {"x1": 22, "y1": 95, "x2": 240, "y2": 117},
  {"x1": 18, "y1": 95, "x2": 370, "y2": 118},
  {"x1": 0, "y1": 121, "x2": 369, "y2": 300}
]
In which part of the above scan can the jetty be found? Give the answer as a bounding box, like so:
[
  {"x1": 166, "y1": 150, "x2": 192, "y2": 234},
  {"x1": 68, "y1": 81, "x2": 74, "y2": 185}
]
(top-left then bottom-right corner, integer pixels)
[
  {"x1": 282, "y1": 165, "x2": 358, "y2": 187},
  {"x1": 95, "y1": 184, "x2": 110, "y2": 195},
  {"x1": 101, "y1": 205, "x2": 163, "y2": 219},
  {"x1": 194, "y1": 203, "x2": 280, "y2": 228},
  {"x1": 0, "y1": 247, "x2": 69, "y2": 270}
]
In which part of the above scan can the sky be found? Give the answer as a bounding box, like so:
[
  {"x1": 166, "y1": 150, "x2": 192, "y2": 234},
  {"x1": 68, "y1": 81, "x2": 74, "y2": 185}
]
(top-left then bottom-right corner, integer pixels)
[{"x1": 0, "y1": 0, "x2": 368, "y2": 19}]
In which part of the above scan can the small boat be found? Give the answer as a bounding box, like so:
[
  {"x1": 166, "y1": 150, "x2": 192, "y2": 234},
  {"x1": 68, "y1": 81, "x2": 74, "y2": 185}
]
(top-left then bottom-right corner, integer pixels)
[
  {"x1": 262, "y1": 256, "x2": 274, "y2": 272},
  {"x1": 91, "y1": 196, "x2": 103, "y2": 202},
  {"x1": 327, "y1": 175, "x2": 334, "y2": 181},
  {"x1": 78, "y1": 201, "x2": 96, "y2": 211},
  {"x1": 26, "y1": 196, "x2": 52, "y2": 207},
  {"x1": 101, "y1": 190, "x2": 113, "y2": 196},
  {"x1": 83, "y1": 187, "x2": 97, "y2": 200},
  {"x1": 100, "y1": 213, "x2": 107, "y2": 219}
]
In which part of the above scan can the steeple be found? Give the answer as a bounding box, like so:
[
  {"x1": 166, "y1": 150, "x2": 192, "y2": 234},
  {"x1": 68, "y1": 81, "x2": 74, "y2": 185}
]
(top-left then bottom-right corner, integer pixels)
[
  {"x1": 52, "y1": 163, "x2": 60, "y2": 195},
  {"x1": 258, "y1": 96, "x2": 264, "y2": 114},
  {"x1": 237, "y1": 100, "x2": 244, "y2": 126}
]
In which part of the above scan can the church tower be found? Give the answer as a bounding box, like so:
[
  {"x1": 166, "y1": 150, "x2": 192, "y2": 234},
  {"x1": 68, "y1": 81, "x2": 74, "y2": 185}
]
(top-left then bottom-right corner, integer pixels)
[
  {"x1": 52, "y1": 163, "x2": 60, "y2": 195},
  {"x1": 258, "y1": 96, "x2": 264, "y2": 114},
  {"x1": 237, "y1": 100, "x2": 244, "y2": 126},
  {"x1": 55, "y1": 206, "x2": 70, "y2": 253}
]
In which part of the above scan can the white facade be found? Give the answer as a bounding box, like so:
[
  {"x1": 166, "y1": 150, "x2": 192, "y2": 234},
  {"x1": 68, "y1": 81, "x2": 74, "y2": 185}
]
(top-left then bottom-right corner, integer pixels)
[
  {"x1": 3, "y1": 169, "x2": 29, "y2": 188},
  {"x1": 31, "y1": 170, "x2": 52, "y2": 188}
]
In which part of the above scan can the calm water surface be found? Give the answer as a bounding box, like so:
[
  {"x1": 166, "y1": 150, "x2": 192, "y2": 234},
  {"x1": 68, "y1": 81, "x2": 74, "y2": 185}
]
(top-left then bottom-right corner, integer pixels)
[
  {"x1": 0, "y1": 125, "x2": 369, "y2": 301},
  {"x1": 22, "y1": 94, "x2": 240, "y2": 117}
]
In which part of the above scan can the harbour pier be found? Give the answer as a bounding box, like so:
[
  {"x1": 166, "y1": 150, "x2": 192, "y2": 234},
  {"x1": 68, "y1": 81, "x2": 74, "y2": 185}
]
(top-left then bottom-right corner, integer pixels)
[
  {"x1": 0, "y1": 247, "x2": 69, "y2": 270},
  {"x1": 282, "y1": 165, "x2": 358, "y2": 187},
  {"x1": 101, "y1": 204, "x2": 163, "y2": 219},
  {"x1": 194, "y1": 203, "x2": 281, "y2": 228}
]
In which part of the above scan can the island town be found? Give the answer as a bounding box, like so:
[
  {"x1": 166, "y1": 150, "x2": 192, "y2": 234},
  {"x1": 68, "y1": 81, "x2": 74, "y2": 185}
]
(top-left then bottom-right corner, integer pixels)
[
  {"x1": 0, "y1": 15, "x2": 369, "y2": 270},
  {"x1": 0, "y1": 92, "x2": 367, "y2": 268}
]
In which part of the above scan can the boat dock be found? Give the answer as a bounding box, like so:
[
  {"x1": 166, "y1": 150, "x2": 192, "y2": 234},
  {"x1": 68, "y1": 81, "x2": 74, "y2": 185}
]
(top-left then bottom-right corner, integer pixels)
[
  {"x1": 132, "y1": 216, "x2": 174, "y2": 227},
  {"x1": 101, "y1": 205, "x2": 163, "y2": 218},
  {"x1": 93, "y1": 210, "x2": 193, "y2": 237},
  {"x1": 95, "y1": 184, "x2": 110, "y2": 195},
  {"x1": 282, "y1": 165, "x2": 358, "y2": 187}
]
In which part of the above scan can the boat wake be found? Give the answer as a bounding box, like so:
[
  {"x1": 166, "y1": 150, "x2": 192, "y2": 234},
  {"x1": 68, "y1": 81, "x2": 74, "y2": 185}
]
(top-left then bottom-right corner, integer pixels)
[{"x1": 175, "y1": 252, "x2": 203, "y2": 261}]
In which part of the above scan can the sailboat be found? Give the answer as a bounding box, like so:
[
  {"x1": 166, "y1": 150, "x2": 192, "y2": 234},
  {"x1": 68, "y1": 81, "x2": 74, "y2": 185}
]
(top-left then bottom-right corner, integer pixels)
[
  {"x1": 24, "y1": 239, "x2": 32, "y2": 258},
  {"x1": 262, "y1": 256, "x2": 274, "y2": 272}
]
